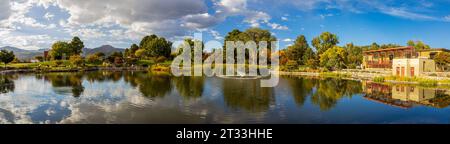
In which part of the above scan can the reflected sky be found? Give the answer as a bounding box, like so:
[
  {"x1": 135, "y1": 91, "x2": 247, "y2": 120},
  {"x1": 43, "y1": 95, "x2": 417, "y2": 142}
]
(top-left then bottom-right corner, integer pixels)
[{"x1": 0, "y1": 72, "x2": 449, "y2": 124}]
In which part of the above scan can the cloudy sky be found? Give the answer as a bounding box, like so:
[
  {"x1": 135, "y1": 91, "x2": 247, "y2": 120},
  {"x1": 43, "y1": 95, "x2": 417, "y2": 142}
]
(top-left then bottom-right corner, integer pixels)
[{"x1": 1, "y1": 0, "x2": 450, "y2": 50}]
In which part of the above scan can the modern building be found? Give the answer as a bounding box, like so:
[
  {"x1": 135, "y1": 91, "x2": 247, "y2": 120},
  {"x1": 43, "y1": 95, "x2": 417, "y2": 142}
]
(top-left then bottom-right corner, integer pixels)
[{"x1": 363, "y1": 46, "x2": 450, "y2": 77}]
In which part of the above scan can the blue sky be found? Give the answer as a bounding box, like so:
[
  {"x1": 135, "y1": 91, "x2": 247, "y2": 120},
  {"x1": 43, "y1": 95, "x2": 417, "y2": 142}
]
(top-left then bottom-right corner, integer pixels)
[{"x1": 1, "y1": 0, "x2": 450, "y2": 50}]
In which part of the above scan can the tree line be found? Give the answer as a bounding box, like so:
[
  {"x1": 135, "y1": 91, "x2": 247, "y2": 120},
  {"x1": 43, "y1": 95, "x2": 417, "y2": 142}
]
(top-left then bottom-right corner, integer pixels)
[{"x1": 2, "y1": 27, "x2": 448, "y2": 71}]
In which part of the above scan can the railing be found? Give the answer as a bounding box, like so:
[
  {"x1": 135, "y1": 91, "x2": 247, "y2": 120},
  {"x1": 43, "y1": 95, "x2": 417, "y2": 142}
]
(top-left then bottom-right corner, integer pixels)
[{"x1": 366, "y1": 61, "x2": 392, "y2": 68}]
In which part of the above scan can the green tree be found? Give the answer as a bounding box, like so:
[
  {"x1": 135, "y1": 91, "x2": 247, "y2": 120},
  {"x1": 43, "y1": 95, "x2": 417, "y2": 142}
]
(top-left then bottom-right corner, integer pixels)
[
  {"x1": 0, "y1": 50, "x2": 15, "y2": 68},
  {"x1": 35, "y1": 56, "x2": 44, "y2": 62},
  {"x1": 286, "y1": 35, "x2": 310, "y2": 65},
  {"x1": 69, "y1": 37, "x2": 84, "y2": 56},
  {"x1": 370, "y1": 42, "x2": 380, "y2": 50},
  {"x1": 345, "y1": 43, "x2": 363, "y2": 68},
  {"x1": 407, "y1": 40, "x2": 430, "y2": 51},
  {"x1": 319, "y1": 46, "x2": 347, "y2": 70},
  {"x1": 139, "y1": 34, "x2": 172, "y2": 58},
  {"x1": 49, "y1": 41, "x2": 70, "y2": 60},
  {"x1": 312, "y1": 32, "x2": 339, "y2": 57},
  {"x1": 223, "y1": 28, "x2": 277, "y2": 62}
]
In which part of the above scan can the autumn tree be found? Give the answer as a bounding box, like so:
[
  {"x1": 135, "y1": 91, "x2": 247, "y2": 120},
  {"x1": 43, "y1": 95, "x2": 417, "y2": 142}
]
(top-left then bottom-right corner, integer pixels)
[
  {"x1": 434, "y1": 52, "x2": 450, "y2": 71},
  {"x1": 286, "y1": 35, "x2": 310, "y2": 65},
  {"x1": 312, "y1": 32, "x2": 339, "y2": 57},
  {"x1": 49, "y1": 41, "x2": 70, "y2": 60},
  {"x1": 319, "y1": 46, "x2": 347, "y2": 70},
  {"x1": 345, "y1": 43, "x2": 363, "y2": 68}
]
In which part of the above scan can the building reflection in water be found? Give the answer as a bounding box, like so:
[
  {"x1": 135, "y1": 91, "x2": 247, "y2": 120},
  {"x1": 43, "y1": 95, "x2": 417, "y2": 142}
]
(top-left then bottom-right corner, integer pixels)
[{"x1": 363, "y1": 82, "x2": 450, "y2": 108}]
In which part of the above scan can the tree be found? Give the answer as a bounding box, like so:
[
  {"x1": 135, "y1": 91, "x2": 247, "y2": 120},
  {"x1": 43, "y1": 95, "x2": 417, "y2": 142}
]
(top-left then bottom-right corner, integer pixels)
[
  {"x1": 345, "y1": 43, "x2": 363, "y2": 68},
  {"x1": 369, "y1": 42, "x2": 380, "y2": 50},
  {"x1": 69, "y1": 37, "x2": 84, "y2": 56},
  {"x1": 139, "y1": 34, "x2": 172, "y2": 58},
  {"x1": 86, "y1": 54, "x2": 101, "y2": 64},
  {"x1": 434, "y1": 52, "x2": 450, "y2": 71},
  {"x1": 223, "y1": 28, "x2": 277, "y2": 62},
  {"x1": 312, "y1": 32, "x2": 339, "y2": 57},
  {"x1": 125, "y1": 44, "x2": 139, "y2": 58},
  {"x1": 135, "y1": 49, "x2": 147, "y2": 58},
  {"x1": 0, "y1": 50, "x2": 15, "y2": 68},
  {"x1": 319, "y1": 46, "x2": 347, "y2": 70},
  {"x1": 35, "y1": 56, "x2": 44, "y2": 62},
  {"x1": 69, "y1": 55, "x2": 83, "y2": 67},
  {"x1": 49, "y1": 41, "x2": 70, "y2": 60},
  {"x1": 286, "y1": 35, "x2": 310, "y2": 65},
  {"x1": 107, "y1": 51, "x2": 123, "y2": 64},
  {"x1": 94, "y1": 52, "x2": 105, "y2": 61},
  {"x1": 407, "y1": 40, "x2": 430, "y2": 51}
]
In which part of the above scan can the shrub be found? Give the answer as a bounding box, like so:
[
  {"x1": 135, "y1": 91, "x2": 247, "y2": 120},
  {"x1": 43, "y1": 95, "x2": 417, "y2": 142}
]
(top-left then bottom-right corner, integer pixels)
[
  {"x1": 373, "y1": 77, "x2": 385, "y2": 82},
  {"x1": 55, "y1": 60, "x2": 63, "y2": 66},
  {"x1": 86, "y1": 54, "x2": 101, "y2": 64},
  {"x1": 156, "y1": 56, "x2": 167, "y2": 63},
  {"x1": 286, "y1": 60, "x2": 299, "y2": 71},
  {"x1": 69, "y1": 55, "x2": 83, "y2": 67}
]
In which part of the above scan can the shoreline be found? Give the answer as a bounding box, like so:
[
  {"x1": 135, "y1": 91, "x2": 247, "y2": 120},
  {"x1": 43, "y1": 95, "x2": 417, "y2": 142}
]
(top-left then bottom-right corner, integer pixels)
[{"x1": 1, "y1": 67, "x2": 450, "y2": 87}]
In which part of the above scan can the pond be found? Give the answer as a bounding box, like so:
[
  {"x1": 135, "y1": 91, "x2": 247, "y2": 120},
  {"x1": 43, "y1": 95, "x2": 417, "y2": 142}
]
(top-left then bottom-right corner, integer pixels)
[{"x1": 0, "y1": 71, "x2": 449, "y2": 124}]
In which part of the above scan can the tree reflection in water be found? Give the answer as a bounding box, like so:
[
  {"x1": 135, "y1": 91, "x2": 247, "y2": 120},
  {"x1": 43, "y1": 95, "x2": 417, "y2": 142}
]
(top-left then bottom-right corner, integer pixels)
[
  {"x1": 36, "y1": 73, "x2": 84, "y2": 97},
  {"x1": 285, "y1": 76, "x2": 316, "y2": 107},
  {"x1": 310, "y1": 78, "x2": 362, "y2": 111},
  {"x1": 222, "y1": 78, "x2": 275, "y2": 113},
  {"x1": 0, "y1": 75, "x2": 16, "y2": 94},
  {"x1": 172, "y1": 76, "x2": 204, "y2": 99}
]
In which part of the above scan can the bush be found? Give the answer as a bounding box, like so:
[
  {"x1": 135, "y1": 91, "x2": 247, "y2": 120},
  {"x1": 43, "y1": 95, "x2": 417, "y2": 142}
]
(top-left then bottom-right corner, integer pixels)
[
  {"x1": 69, "y1": 55, "x2": 83, "y2": 67},
  {"x1": 55, "y1": 60, "x2": 63, "y2": 66},
  {"x1": 286, "y1": 60, "x2": 299, "y2": 71},
  {"x1": 86, "y1": 54, "x2": 101, "y2": 64},
  {"x1": 149, "y1": 64, "x2": 170, "y2": 73},
  {"x1": 156, "y1": 56, "x2": 167, "y2": 63},
  {"x1": 373, "y1": 77, "x2": 385, "y2": 82}
]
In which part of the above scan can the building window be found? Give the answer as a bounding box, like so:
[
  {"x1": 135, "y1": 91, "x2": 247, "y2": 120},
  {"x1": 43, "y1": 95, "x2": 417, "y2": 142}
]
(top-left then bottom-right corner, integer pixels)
[
  {"x1": 396, "y1": 67, "x2": 400, "y2": 76},
  {"x1": 410, "y1": 67, "x2": 415, "y2": 77},
  {"x1": 401, "y1": 67, "x2": 405, "y2": 77}
]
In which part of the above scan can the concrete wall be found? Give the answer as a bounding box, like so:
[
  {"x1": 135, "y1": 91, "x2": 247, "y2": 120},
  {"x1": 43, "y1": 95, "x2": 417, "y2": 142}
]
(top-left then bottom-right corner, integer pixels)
[{"x1": 392, "y1": 58, "x2": 436, "y2": 77}]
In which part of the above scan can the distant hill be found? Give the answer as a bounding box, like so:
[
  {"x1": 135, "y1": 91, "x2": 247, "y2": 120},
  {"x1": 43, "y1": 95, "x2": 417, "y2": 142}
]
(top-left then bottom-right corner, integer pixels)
[
  {"x1": 0, "y1": 46, "x2": 43, "y2": 60},
  {"x1": 82, "y1": 45, "x2": 125, "y2": 57},
  {"x1": 0, "y1": 45, "x2": 125, "y2": 60}
]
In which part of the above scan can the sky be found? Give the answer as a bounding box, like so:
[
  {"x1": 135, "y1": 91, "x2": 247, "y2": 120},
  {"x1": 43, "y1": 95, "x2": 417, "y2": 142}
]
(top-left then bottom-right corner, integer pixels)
[{"x1": 1, "y1": 0, "x2": 450, "y2": 50}]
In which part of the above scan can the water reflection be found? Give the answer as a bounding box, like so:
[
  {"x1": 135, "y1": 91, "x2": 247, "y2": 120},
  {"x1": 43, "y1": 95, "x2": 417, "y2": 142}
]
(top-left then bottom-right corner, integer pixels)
[
  {"x1": 222, "y1": 78, "x2": 275, "y2": 112},
  {"x1": 1, "y1": 71, "x2": 450, "y2": 123},
  {"x1": 173, "y1": 76, "x2": 204, "y2": 99},
  {"x1": 363, "y1": 82, "x2": 450, "y2": 108},
  {"x1": 0, "y1": 75, "x2": 15, "y2": 94}
]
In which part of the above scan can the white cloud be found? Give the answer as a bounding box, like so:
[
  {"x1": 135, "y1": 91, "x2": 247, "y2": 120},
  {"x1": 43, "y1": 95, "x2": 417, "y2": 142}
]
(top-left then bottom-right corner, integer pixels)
[
  {"x1": 281, "y1": 17, "x2": 288, "y2": 21},
  {"x1": 0, "y1": 31, "x2": 56, "y2": 49},
  {"x1": 283, "y1": 38, "x2": 293, "y2": 42},
  {"x1": 268, "y1": 23, "x2": 288, "y2": 30},
  {"x1": 210, "y1": 30, "x2": 223, "y2": 40}
]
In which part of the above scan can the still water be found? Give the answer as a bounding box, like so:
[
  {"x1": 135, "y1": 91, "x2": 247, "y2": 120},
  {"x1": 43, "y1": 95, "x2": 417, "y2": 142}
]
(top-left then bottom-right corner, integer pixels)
[{"x1": 0, "y1": 71, "x2": 449, "y2": 124}]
